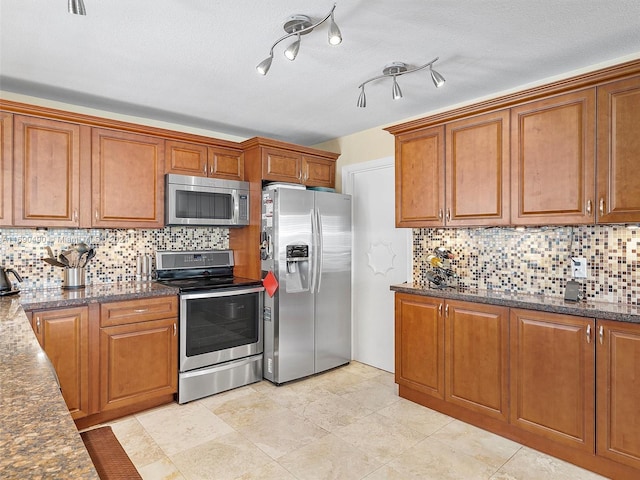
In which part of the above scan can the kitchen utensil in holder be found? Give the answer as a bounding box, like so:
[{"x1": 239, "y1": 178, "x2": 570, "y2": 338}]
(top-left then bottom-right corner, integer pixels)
[
  {"x1": 63, "y1": 267, "x2": 86, "y2": 289},
  {"x1": 426, "y1": 247, "x2": 456, "y2": 288}
]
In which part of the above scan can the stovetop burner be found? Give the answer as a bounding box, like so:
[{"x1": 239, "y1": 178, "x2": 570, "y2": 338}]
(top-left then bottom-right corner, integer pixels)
[{"x1": 154, "y1": 250, "x2": 262, "y2": 292}]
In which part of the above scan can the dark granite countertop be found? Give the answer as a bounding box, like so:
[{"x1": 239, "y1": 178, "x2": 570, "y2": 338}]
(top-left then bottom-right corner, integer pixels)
[
  {"x1": 19, "y1": 281, "x2": 179, "y2": 311},
  {"x1": 391, "y1": 283, "x2": 640, "y2": 324},
  {"x1": 0, "y1": 281, "x2": 178, "y2": 478}
]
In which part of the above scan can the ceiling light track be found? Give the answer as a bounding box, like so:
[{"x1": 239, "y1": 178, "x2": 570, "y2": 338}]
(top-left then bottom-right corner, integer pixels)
[
  {"x1": 256, "y1": 3, "x2": 342, "y2": 75},
  {"x1": 357, "y1": 57, "x2": 445, "y2": 108}
]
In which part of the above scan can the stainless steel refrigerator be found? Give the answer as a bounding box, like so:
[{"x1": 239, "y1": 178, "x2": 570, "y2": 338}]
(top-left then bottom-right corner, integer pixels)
[{"x1": 261, "y1": 185, "x2": 352, "y2": 384}]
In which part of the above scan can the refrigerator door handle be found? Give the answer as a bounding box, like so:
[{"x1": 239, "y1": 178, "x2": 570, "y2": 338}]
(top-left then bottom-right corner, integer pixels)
[
  {"x1": 310, "y1": 208, "x2": 318, "y2": 293},
  {"x1": 316, "y1": 208, "x2": 324, "y2": 293}
]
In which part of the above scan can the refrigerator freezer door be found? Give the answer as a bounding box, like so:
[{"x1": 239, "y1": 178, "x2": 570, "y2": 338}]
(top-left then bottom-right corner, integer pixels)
[
  {"x1": 314, "y1": 191, "x2": 352, "y2": 373},
  {"x1": 273, "y1": 188, "x2": 315, "y2": 383}
]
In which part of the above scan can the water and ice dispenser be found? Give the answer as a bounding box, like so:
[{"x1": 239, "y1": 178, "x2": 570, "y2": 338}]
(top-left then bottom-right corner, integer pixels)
[{"x1": 285, "y1": 244, "x2": 309, "y2": 292}]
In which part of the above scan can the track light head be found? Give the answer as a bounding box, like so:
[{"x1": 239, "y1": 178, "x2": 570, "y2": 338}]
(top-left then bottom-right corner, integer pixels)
[
  {"x1": 328, "y1": 12, "x2": 342, "y2": 45},
  {"x1": 357, "y1": 87, "x2": 366, "y2": 108},
  {"x1": 430, "y1": 66, "x2": 446, "y2": 88},
  {"x1": 68, "y1": 0, "x2": 86, "y2": 15},
  {"x1": 284, "y1": 34, "x2": 301, "y2": 61},
  {"x1": 392, "y1": 76, "x2": 403, "y2": 100},
  {"x1": 256, "y1": 55, "x2": 273, "y2": 75}
]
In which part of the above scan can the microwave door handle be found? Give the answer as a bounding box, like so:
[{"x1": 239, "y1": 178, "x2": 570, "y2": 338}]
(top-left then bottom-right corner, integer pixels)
[{"x1": 232, "y1": 190, "x2": 239, "y2": 224}]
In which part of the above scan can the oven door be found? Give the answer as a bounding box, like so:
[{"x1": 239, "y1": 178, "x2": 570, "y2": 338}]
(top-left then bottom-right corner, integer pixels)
[{"x1": 179, "y1": 286, "x2": 264, "y2": 372}]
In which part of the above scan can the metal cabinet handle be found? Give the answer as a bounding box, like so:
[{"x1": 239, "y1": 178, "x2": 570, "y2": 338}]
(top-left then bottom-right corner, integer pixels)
[
  {"x1": 445, "y1": 304, "x2": 449, "y2": 317},
  {"x1": 599, "y1": 198, "x2": 605, "y2": 216},
  {"x1": 36, "y1": 316, "x2": 41, "y2": 334},
  {"x1": 209, "y1": 163, "x2": 214, "y2": 175},
  {"x1": 94, "y1": 209, "x2": 99, "y2": 221},
  {"x1": 599, "y1": 325, "x2": 604, "y2": 345},
  {"x1": 446, "y1": 209, "x2": 451, "y2": 222},
  {"x1": 133, "y1": 309, "x2": 148, "y2": 313},
  {"x1": 438, "y1": 209, "x2": 443, "y2": 221},
  {"x1": 586, "y1": 324, "x2": 592, "y2": 344},
  {"x1": 173, "y1": 323, "x2": 177, "y2": 336},
  {"x1": 586, "y1": 199, "x2": 592, "y2": 215},
  {"x1": 73, "y1": 209, "x2": 78, "y2": 222},
  {"x1": 203, "y1": 164, "x2": 207, "y2": 175},
  {"x1": 438, "y1": 304, "x2": 442, "y2": 316}
]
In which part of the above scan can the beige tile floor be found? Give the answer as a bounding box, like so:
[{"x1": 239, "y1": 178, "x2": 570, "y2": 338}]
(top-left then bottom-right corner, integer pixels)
[{"x1": 105, "y1": 362, "x2": 608, "y2": 480}]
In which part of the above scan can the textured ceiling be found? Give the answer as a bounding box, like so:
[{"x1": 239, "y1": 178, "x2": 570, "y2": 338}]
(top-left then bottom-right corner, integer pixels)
[{"x1": 2, "y1": 0, "x2": 640, "y2": 145}]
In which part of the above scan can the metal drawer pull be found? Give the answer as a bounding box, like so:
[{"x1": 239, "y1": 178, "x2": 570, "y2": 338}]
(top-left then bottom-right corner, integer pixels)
[
  {"x1": 599, "y1": 198, "x2": 605, "y2": 216},
  {"x1": 173, "y1": 323, "x2": 177, "y2": 336},
  {"x1": 203, "y1": 164, "x2": 207, "y2": 175},
  {"x1": 36, "y1": 316, "x2": 41, "y2": 334},
  {"x1": 586, "y1": 324, "x2": 591, "y2": 343},
  {"x1": 438, "y1": 304, "x2": 442, "y2": 316},
  {"x1": 445, "y1": 304, "x2": 449, "y2": 317},
  {"x1": 599, "y1": 325, "x2": 604, "y2": 345},
  {"x1": 586, "y1": 199, "x2": 592, "y2": 215},
  {"x1": 446, "y1": 209, "x2": 451, "y2": 222},
  {"x1": 438, "y1": 209, "x2": 443, "y2": 221},
  {"x1": 133, "y1": 308, "x2": 148, "y2": 313}
]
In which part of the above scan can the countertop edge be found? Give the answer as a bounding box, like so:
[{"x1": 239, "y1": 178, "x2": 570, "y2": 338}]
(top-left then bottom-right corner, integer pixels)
[{"x1": 390, "y1": 284, "x2": 640, "y2": 324}]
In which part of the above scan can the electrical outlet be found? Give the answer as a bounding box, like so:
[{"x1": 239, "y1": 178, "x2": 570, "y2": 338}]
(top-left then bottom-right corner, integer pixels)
[{"x1": 571, "y1": 257, "x2": 587, "y2": 278}]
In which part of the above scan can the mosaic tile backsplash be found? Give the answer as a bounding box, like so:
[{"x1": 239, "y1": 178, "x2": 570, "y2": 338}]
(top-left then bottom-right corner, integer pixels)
[
  {"x1": 0, "y1": 227, "x2": 228, "y2": 290},
  {"x1": 414, "y1": 225, "x2": 639, "y2": 305}
]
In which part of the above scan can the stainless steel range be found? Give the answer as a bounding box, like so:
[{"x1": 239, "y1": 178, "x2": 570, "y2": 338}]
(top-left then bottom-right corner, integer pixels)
[{"x1": 155, "y1": 250, "x2": 264, "y2": 404}]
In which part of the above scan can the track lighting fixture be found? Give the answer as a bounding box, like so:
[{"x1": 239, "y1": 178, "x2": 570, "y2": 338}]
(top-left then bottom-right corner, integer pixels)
[
  {"x1": 356, "y1": 57, "x2": 445, "y2": 107},
  {"x1": 256, "y1": 3, "x2": 342, "y2": 76},
  {"x1": 68, "y1": 0, "x2": 86, "y2": 15}
]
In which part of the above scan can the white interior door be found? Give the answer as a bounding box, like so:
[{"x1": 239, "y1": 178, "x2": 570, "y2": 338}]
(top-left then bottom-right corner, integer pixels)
[{"x1": 343, "y1": 157, "x2": 410, "y2": 373}]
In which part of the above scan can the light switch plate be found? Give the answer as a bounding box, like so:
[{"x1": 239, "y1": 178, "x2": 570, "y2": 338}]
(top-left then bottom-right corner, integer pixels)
[{"x1": 571, "y1": 257, "x2": 587, "y2": 278}]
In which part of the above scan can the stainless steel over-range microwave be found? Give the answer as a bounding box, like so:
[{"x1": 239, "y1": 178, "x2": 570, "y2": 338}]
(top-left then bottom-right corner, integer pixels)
[{"x1": 165, "y1": 174, "x2": 250, "y2": 226}]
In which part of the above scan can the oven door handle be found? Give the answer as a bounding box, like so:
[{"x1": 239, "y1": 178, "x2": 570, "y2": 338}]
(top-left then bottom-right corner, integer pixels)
[{"x1": 180, "y1": 286, "x2": 265, "y2": 300}]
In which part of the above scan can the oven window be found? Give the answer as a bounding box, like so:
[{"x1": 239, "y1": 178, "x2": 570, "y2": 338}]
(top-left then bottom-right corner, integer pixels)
[
  {"x1": 176, "y1": 190, "x2": 232, "y2": 219},
  {"x1": 185, "y1": 291, "x2": 260, "y2": 357}
]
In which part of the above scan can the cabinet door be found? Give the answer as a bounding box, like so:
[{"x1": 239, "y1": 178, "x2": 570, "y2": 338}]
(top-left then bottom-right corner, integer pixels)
[
  {"x1": 32, "y1": 307, "x2": 91, "y2": 419},
  {"x1": 302, "y1": 155, "x2": 335, "y2": 188},
  {"x1": 395, "y1": 126, "x2": 445, "y2": 227},
  {"x1": 208, "y1": 146, "x2": 244, "y2": 181},
  {"x1": 445, "y1": 300, "x2": 509, "y2": 421},
  {"x1": 13, "y1": 115, "x2": 89, "y2": 227},
  {"x1": 165, "y1": 140, "x2": 208, "y2": 176},
  {"x1": 100, "y1": 317, "x2": 177, "y2": 412},
  {"x1": 511, "y1": 89, "x2": 596, "y2": 225},
  {"x1": 510, "y1": 309, "x2": 595, "y2": 451},
  {"x1": 395, "y1": 293, "x2": 445, "y2": 399},
  {"x1": 92, "y1": 128, "x2": 165, "y2": 228},
  {"x1": 596, "y1": 320, "x2": 640, "y2": 469},
  {"x1": 446, "y1": 110, "x2": 510, "y2": 226},
  {"x1": 0, "y1": 112, "x2": 12, "y2": 226},
  {"x1": 596, "y1": 76, "x2": 640, "y2": 223},
  {"x1": 261, "y1": 147, "x2": 302, "y2": 183}
]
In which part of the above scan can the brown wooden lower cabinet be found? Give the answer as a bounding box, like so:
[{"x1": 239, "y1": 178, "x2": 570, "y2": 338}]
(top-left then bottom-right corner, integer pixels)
[
  {"x1": 596, "y1": 319, "x2": 640, "y2": 470},
  {"x1": 30, "y1": 306, "x2": 91, "y2": 420},
  {"x1": 510, "y1": 308, "x2": 595, "y2": 452},
  {"x1": 395, "y1": 292, "x2": 640, "y2": 480},
  {"x1": 27, "y1": 296, "x2": 178, "y2": 428},
  {"x1": 100, "y1": 317, "x2": 177, "y2": 412}
]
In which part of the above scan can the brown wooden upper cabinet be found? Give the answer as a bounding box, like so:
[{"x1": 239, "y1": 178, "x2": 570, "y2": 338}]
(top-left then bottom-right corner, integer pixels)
[
  {"x1": 596, "y1": 76, "x2": 640, "y2": 223},
  {"x1": 395, "y1": 110, "x2": 509, "y2": 227},
  {"x1": 445, "y1": 110, "x2": 510, "y2": 226},
  {"x1": 13, "y1": 115, "x2": 90, "y2": 227},
  {"x1": 165, "y1": 139, "x2": 244, "y2": 181},
  {"x1": 0, "y1": 112, "x2": 12, "y2": 226},
  {"x1": 395, "y1": 126, "x2": 444, "y2": 227},
  {"x1": 92, "y1": 128, "x2": 165, "y2": 228},
  {"x1": 261, "y1": 147, "x2": 335, "y2": 188},
  {"x1": 510, "y1": 89, "x2": 596, "y2": 225}
]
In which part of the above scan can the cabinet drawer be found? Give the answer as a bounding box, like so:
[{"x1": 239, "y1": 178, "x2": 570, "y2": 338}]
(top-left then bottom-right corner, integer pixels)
[{"x1": 100, "y1": 296, "x2": 178, "y2": 327}]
